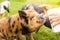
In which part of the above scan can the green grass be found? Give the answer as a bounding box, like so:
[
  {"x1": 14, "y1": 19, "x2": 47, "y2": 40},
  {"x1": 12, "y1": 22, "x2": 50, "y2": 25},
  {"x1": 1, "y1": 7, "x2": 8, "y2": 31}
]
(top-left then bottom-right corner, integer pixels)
[{"x1": 0, "y1": 0, "x2": 60, "y2": 40}]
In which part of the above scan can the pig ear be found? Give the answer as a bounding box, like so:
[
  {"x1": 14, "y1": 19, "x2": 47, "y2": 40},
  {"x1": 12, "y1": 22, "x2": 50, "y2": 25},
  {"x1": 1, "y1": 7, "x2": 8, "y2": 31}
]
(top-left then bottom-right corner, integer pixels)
[
  {"x1": 3, "y1": 6, "x2": 10, "y2": 13},
  {"x1": 39, "y1": 4, "x2": 51, "y2": 11},
  {"x1": 18, "y1": 10, "x2": 26, "y2": 16}
]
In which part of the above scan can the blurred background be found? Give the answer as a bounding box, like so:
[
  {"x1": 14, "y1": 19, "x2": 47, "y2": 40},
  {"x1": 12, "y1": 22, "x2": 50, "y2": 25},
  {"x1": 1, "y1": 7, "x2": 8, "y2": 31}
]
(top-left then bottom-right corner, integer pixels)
[{"x1": 0, "y1": 0, "x2": 60, "y2": 40}]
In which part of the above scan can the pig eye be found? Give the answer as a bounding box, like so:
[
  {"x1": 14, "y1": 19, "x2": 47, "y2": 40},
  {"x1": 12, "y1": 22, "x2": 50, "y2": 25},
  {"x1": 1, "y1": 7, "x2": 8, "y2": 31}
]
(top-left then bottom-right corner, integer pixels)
[
  {"x1": 30, "y1": 16, "x2": 34, "y2": 20},
  {"x1": 26, "y1": 7, "x2": 29, "y2": 10}
]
